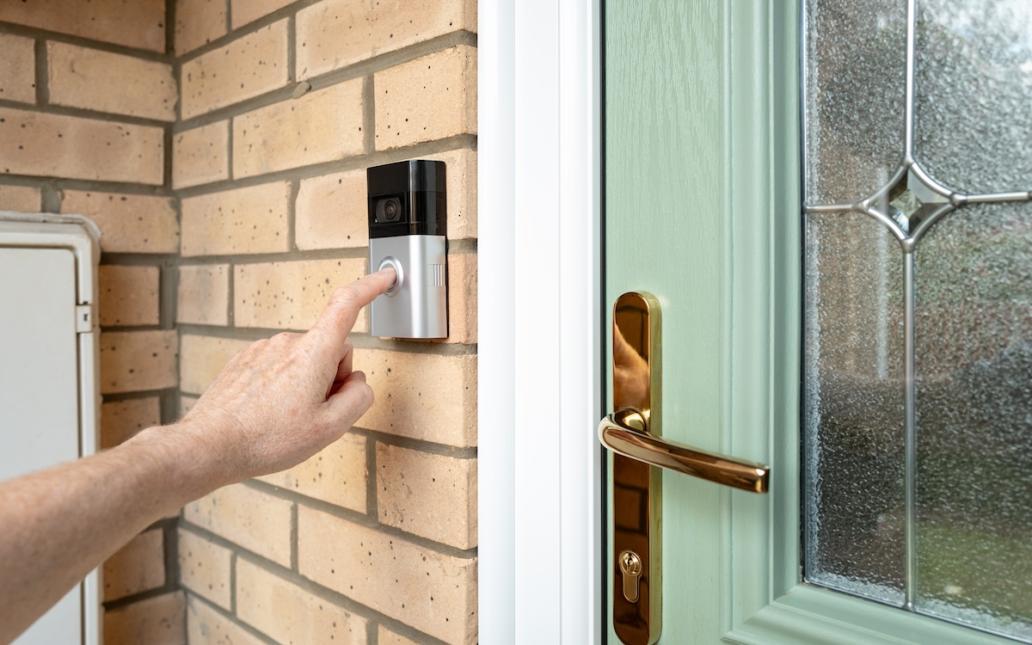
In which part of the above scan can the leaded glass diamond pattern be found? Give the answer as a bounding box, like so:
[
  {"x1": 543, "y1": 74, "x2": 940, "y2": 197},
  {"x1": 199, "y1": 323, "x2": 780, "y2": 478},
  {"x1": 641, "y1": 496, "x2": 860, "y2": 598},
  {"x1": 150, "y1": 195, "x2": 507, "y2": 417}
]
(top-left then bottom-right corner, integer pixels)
[{"x1": 803, "y1": 0, "x2": 1032, "y2": 640}]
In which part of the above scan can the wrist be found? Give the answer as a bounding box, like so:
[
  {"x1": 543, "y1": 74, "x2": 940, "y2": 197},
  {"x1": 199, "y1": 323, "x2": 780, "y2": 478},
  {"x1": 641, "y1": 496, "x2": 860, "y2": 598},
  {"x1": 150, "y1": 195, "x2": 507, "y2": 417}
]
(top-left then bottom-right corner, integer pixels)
[{"x1": 126, "y1": 422, "x2": 229, "y2": 509}]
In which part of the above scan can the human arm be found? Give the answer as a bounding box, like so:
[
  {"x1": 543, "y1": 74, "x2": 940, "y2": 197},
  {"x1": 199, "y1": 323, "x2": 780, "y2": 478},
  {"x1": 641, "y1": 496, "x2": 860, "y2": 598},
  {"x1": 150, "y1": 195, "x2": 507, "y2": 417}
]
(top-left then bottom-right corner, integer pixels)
[{"x1": 0, "y1": 268, "x2": 396, "y2": 643}]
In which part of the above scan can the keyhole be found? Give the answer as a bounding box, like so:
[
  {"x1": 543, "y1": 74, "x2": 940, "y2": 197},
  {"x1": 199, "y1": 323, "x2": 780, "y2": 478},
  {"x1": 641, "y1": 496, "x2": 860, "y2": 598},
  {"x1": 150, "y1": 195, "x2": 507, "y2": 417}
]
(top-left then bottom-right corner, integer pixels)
[{"x1": 618, "y1": 549, "x2": 643, "y2": 603}]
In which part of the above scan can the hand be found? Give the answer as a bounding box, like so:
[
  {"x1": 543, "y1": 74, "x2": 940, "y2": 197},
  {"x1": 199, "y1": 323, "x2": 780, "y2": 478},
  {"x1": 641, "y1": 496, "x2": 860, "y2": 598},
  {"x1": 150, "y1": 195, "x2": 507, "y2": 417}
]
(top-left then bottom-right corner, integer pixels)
[{"x1": 169, "y1": 268, "x2": 396, "y2": 485}]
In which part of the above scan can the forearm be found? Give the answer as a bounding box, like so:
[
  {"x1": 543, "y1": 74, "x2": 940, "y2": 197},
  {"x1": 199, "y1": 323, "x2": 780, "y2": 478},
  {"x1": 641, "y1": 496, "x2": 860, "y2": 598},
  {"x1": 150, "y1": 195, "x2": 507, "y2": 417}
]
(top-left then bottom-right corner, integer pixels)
[{"x1": 0, "y1": 423, "x2": 220, "y2": 643}]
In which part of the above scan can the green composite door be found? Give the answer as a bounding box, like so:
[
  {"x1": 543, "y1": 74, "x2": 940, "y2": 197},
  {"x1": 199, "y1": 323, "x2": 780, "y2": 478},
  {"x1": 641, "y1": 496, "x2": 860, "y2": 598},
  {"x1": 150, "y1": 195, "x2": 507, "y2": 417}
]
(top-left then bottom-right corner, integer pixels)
[{"x1": 603, "y1": 1, "x2": 1032, "y2": 643}]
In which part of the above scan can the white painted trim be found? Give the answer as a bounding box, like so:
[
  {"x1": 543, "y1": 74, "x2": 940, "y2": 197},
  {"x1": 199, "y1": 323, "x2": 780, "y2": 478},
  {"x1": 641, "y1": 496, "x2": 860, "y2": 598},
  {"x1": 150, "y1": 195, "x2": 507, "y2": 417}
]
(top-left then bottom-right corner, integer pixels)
[
  {"x1": 557, "y1": 0, "x2": 603, "y2": 641},
  {"x1": 477, "y1": 0, "x2": 516, "y2": 640},
  {"x1": 478, "y1": 0, "x2": 602, "y2": 641}
]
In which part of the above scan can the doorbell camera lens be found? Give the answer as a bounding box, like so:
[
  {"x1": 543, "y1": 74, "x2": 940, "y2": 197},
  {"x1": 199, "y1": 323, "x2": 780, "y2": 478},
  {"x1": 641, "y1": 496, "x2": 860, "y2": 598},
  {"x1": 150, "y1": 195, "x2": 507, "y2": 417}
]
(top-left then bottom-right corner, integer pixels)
[
  {"x1": 376, "y1": 197, "x2": 403, "y2": 223},
  {"x1": 366, "y1": 160, "x2": 448, "y2": 339}
]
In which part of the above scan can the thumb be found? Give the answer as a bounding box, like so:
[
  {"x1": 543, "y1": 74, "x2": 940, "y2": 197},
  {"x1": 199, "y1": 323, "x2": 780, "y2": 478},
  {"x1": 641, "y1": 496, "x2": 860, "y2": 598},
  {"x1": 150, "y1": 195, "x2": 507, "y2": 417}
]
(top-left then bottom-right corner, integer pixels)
[{"x1": 321, "y1": 370, "x2": 375, "y2": 430}]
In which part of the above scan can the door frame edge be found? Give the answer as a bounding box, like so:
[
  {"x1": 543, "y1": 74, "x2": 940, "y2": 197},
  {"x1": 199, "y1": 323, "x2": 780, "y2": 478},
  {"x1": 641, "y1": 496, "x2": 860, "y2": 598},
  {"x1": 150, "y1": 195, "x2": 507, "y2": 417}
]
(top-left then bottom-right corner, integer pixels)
[{"x1": 477, "y1": 0, "x2": 603, "y2": 642}]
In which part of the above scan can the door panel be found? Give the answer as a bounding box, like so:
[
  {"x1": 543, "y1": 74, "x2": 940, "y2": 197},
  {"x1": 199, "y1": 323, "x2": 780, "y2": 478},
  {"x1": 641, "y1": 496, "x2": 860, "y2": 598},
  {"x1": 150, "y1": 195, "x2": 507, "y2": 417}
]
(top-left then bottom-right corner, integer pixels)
[{"x1": 603, "y1": 0, "x2": 1029, "y2": 643}]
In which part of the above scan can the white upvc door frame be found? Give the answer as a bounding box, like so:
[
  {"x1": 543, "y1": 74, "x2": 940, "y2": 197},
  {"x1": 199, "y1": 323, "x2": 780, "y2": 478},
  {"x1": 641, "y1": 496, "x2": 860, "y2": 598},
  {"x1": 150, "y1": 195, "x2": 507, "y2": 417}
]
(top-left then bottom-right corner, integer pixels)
[{"x1": 477, "y1": 0, "x2": 603, "y2": 642}]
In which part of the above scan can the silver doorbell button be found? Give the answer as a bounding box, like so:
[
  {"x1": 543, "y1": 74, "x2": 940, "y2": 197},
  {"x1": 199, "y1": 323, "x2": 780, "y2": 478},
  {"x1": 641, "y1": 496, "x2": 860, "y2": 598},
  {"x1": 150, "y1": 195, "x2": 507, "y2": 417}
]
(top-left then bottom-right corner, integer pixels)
[{"x1": 367, "y1": 160, "x2": 448, "y2": 339}]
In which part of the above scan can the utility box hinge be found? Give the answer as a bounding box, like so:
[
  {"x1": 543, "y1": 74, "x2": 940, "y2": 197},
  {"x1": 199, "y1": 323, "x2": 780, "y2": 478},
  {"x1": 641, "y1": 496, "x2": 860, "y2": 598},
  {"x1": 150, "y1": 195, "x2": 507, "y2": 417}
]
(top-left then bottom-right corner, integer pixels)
[{"x1": 75, "y1": 304, "x2": 94, "y2": 333}]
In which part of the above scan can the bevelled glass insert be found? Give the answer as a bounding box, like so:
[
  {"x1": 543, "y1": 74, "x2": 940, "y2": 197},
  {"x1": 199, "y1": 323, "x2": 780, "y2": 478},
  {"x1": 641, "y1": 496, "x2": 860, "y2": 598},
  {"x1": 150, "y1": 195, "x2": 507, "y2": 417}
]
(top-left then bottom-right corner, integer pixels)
[
  {"x1": 915, "y1": 203, "x2": 1032, "y2": 640},
  {"x1": 804, "y1": 0, "x2": 906, "y2": 206},
  {"x1": 804, "y1": 211, "x2": 906, "y2": 604},
  {"x1": 914, "y1": 0, "x2": 1032, "y2": 194}
]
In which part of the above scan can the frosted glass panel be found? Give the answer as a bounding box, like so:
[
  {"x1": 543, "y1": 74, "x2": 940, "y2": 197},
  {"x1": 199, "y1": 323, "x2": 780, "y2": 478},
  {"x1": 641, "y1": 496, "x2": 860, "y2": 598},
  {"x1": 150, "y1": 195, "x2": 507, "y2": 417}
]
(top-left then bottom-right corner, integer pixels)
[
  {"x1": 804, "y1": 1, "x2": 1032, "y2": 638},
  {"x1": 803, "y1": 212, "x2": 905, "y2": 603},
  {"x1": 804, "y1": 0, "x2": 906, "y2": 206},
  {"x1": 915, "y1": 202, "x2": 1032, "y2": 639},
  {"x1": 914, "y1": 0, "x2": 1032, "y2": 193}
]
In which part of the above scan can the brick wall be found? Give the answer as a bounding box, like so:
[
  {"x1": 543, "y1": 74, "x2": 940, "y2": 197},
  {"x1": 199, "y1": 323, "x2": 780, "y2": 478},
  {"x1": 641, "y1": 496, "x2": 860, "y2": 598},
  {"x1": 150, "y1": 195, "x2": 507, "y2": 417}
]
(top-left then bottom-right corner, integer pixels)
[
  {"x1": 172, "y1": 2, "x2": 478, "y2": 645},
  {"x1": 1, "y1": 1, "x2": 477, "y2": 643},
  {"x1": 0, "y1": 2, "x2": 185, "y2": 642}
]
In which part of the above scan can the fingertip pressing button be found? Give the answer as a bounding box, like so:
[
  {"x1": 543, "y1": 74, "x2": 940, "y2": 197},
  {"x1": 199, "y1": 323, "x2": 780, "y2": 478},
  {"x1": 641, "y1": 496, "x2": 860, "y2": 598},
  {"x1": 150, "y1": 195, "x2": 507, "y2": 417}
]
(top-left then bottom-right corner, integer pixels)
[{"x1": 378, "y1": 257, "x2": 403, "y2": 295}]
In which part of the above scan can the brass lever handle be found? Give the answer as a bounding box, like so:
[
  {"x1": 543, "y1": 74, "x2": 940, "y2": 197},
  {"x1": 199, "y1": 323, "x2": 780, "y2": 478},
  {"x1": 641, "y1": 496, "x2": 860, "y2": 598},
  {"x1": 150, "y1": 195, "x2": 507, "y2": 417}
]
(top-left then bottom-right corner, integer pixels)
[
  {"x1": 599, "y1": 408, "x2": 770, "y2": 494},
  {"x1": 603, "y1": 291, "x2": 770, "y2": 644}
]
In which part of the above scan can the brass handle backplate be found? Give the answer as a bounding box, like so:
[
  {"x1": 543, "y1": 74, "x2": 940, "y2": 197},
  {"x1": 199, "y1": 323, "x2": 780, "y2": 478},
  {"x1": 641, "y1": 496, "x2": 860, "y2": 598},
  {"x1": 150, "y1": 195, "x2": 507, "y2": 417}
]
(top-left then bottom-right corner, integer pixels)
[
  {"x1": 603, "y1": 291, "x2": 772, "y2": 645},
  {"x1": 607, "y1": 292, "x2": 662, "y2": 645}
]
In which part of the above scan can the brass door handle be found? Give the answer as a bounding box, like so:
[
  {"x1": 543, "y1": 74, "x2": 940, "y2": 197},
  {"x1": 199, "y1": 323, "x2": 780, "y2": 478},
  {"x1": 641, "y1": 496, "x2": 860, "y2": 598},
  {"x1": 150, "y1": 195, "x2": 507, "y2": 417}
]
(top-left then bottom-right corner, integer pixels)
[
  {"x1": 605, "y1": 291, "x2": 771, "y2": 644},
  {"x1": 599, "y1": 408, "x2": 769, "y2": 494}
]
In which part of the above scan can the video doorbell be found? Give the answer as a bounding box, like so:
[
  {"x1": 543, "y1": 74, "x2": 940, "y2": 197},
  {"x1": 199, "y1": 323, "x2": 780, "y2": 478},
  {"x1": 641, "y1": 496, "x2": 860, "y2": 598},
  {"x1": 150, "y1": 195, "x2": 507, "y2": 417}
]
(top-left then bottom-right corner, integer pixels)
[{"x1": 367, "y1": 160, "x2": 448, "y2": 339}]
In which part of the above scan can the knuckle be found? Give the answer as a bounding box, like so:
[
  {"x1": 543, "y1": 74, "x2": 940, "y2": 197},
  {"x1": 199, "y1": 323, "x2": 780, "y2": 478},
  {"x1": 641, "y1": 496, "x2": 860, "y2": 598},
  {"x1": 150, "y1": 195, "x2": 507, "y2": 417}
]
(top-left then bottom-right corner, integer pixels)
[
  {"x1": 250, "y1": 338, "x2": 270, "y2": 352},
  {"x1": 270, "y1": 332, "x2": 301, "y2": 349}
]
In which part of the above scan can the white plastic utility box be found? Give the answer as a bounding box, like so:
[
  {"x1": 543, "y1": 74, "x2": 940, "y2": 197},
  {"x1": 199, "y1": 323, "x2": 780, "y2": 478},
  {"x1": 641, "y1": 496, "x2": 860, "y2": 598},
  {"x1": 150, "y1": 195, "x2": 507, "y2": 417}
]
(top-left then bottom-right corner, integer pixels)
[{"x1": 0, "y1": 212, "x2": 101, "y2": 645}]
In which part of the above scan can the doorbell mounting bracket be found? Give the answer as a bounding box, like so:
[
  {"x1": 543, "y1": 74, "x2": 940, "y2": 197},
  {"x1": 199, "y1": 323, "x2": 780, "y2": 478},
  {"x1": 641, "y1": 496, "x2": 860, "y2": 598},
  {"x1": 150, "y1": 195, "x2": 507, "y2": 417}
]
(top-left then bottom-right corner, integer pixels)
[{"x1": 367, "y1": 159, "x2": 448, "y2": 339}]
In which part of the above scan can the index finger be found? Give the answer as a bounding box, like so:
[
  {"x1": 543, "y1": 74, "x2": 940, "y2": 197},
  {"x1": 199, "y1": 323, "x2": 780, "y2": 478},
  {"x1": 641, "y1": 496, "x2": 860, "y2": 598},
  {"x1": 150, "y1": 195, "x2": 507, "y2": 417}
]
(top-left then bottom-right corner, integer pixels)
[{"x1": 309, "y1": 267, "x2": 397, "y2": 353}]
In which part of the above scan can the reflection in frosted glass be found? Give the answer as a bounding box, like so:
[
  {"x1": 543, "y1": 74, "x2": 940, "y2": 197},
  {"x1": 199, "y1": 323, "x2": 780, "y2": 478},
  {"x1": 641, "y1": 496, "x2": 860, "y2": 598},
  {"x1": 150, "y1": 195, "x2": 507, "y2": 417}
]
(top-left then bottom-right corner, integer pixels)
[
  {"x1": 804, "y1": 0, "x2": 906, "y2": 206},
  {"x1": 915, "y1": 203, "x2": 1032, "y2": 639},
  {"x1": 804, "y1": 212, "x2": 905, "y2": 604},
  {"x1": 915, "y1": 0, "x2": 1032, "y2": 193}
]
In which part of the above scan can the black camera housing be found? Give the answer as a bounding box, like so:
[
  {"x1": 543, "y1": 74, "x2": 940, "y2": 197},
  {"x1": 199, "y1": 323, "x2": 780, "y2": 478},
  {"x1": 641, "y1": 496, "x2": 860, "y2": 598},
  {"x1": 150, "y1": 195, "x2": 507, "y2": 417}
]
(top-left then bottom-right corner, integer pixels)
[{"x1": 366, "y1": 160, "x2": 447, "y2": 239}]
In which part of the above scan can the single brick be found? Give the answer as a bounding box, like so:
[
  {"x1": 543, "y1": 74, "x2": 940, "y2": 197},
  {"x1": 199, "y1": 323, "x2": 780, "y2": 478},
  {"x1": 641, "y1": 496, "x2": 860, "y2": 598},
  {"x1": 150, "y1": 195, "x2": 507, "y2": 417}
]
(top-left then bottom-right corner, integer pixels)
[
  {"x1": 233, "y1": 80, "x2": 364, "y2": 178},
  {"x1": 47, "y1": 42, "x2": 176, "y2": 121},
  {"x1": 181, "y1": 181, "x2": 290, "y2": 256},
  {"x1": 298, "y1": 507, "x2": 477, "y2": 643},
  {"x1": 0, "y1": 108, "x2": 164, "y2": 185},
  {"x1": 233, "y1": 258, "x2": 367, "y2": 331},
  {"x1": 294, "y1": 169, "x2": 367, "y2": 250},
  {"x1": 236, "y1": 558, "x2": 368, "y2": 644},
  {"x1": 178, "y1": 528, "x2": 232, "y2": 609},
  {"x1": 187, "y1": 595, "x2": 264, "y2": 645},
  {"x1": 181, "y1": 20, "x2": 289, "y2": 119},
  {"x1": 423, "y1": 147, "x2": 477, "y2": 240},
  {"x1": 231, "y1": 0, "x2": 295, "y2": 28},
  {"x1": 376, "y1": 443, "x2": 476, "y2": 549},
  {"x1": 173, "y1": 121, "x2": 229, "y2": 189},
  {"x1": 180, "y1": 395, "x2": 199, "y2": 417},
  {"x1": 178, "y1": 264, "x2": 230, "y2": 326},
  {"x1": 374, "y1": 46, "x2": 476, "y2": 150},
  {"x1": 354, "y1": 349, "x2": 476, "y2": 447},
  {"x1": 184, "y1": 483, "x2": 292, "y2": 565},
  {"x1": 101, "y1": 397, "x2": 161, "y2": 448},
  {"x1": 180, "y1": 335, "x2": 251, "y2": 394},
  {"x1": 0, "y1": 1, "x2": 165, "y2": 52},
  {"x1": 176, "y1": 0, "x2": 228, "y2": 54},
  {"x1": 297, "y1": 0, "x2": 476, "y2": 79},
  {"x1": 0, "y1": 33, "x2": 36, "y2": 104},
  {"x1": 258, "y1": 432, "x2": 367, "y2": 512},
  {"x1": 234, "y1": 255, "x2": 470, "y2": 339},
  {"x1": 446, "y1": 252, "x2": 477, "y2": 344},
  {"x1": 0, "y1": 185, "x2": 41, "y2": 212},
  {"x1": 379, "y1": 625, "x2": 421, "y2": 645},
  {"x1": 104, "y1": 592, "x2": 186, "y2": 645},
  {"x1": 98, "y1": 265, "x2": 160, "y2": 327},
  {"x1": 61, "y1": 190, "x2": 179, "y2": 254},
  {"x1": 99, "y1": 330, "x2": 178, "y2": 394},
  {"x1": 103, "y1": 528, "x2": 165, "y2": 601}
]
